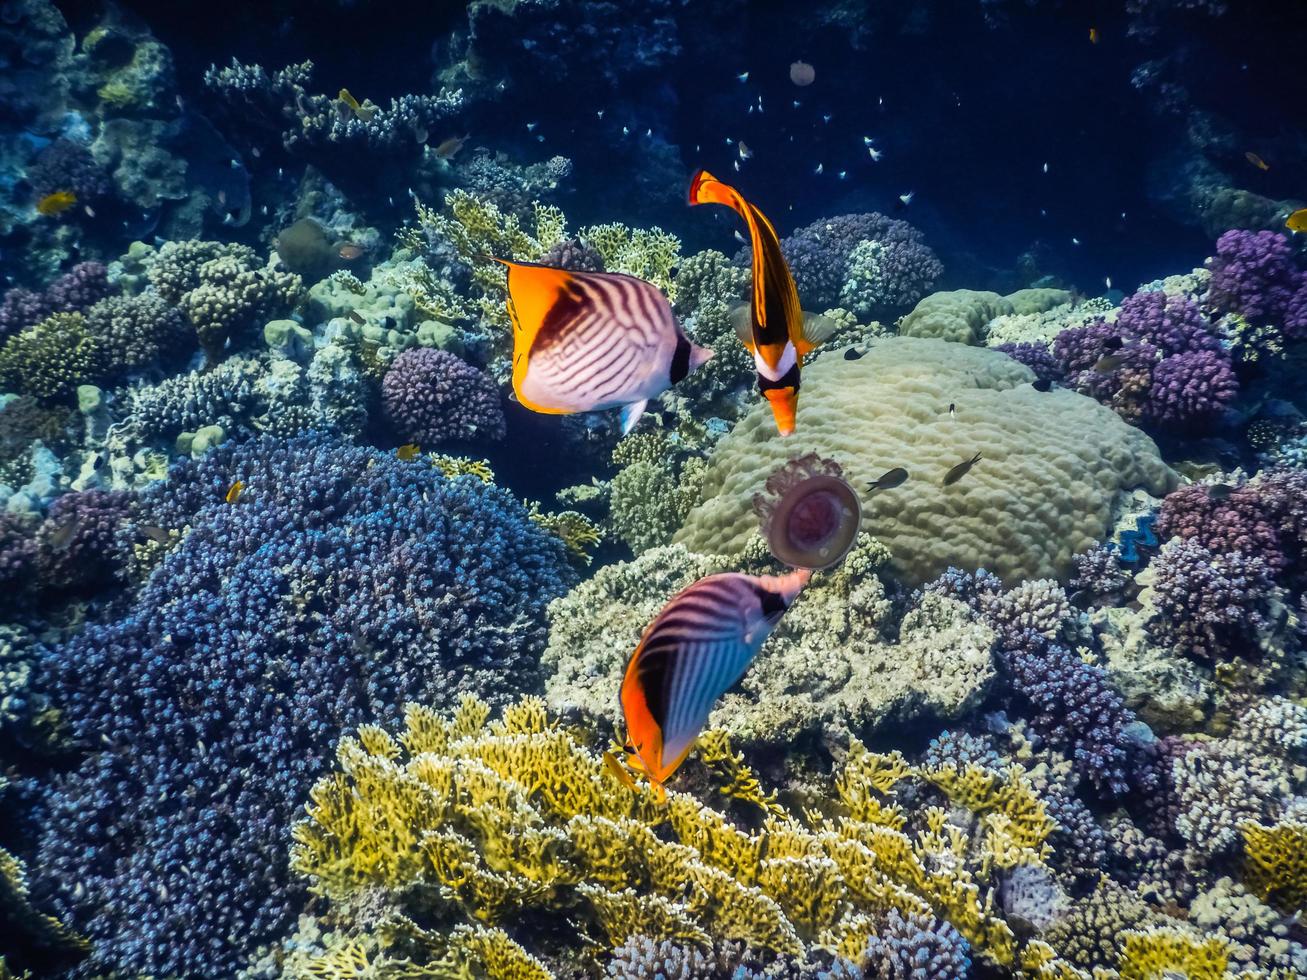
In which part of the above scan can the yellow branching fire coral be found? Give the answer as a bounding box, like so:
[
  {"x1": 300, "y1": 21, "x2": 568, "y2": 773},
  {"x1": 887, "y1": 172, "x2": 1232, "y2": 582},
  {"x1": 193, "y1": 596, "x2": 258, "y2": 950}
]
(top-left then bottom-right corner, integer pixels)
[
  {"x1": 1242, "y1": 818, "x2": 1307, "y2": 914},
  {"x1": 290, "y1": 697, "x2": 1056, "y2": 974},
  {"x1": 1117, "y1": 927, "x2": 1230, "y2": 980}
]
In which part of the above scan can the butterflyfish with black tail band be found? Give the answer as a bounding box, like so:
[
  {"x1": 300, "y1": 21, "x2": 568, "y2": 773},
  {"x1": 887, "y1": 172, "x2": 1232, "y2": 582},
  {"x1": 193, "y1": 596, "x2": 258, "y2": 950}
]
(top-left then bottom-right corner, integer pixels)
[
  {"x1": 687, "y1": 169, "x2": 828, "y2": 437},
  {"x1": 619, "y1": 568, "x2": 811, "y2": 801},
  {"x1": 495, "y1": 258, "x2": 713, "y2": 435}
]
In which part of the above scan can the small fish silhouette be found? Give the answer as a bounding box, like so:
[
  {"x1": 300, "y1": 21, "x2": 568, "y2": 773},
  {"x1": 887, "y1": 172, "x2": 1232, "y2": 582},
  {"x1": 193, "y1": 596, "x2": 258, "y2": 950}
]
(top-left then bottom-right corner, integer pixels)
[
  {"x1": 867, "y1": 467, "x2": 908, "y2": 491},
  {"x1": 942, "y1": 453, "x2": 982, "y2": 486}
]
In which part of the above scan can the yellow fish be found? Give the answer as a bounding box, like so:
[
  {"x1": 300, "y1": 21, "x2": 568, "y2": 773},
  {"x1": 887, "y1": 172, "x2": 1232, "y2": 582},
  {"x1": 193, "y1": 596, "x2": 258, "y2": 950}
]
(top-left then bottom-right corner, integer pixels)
[
  {"x1": 396, "y1": 443, "x2": 421, "y2": 461},
  {"x1": 36, "y1": 190, "x2": 77, "y2": 216},
  {"x1": 602, "y1": 750, "x2": 638, "y2": 792},
  {"x1": 1286, "y1": 208, "x2": 1307, "y2": 234},
  {"x1": 1089, "y1": 26, "x2": 1100, "y2": 44},
  {"x1": 1245, "y1": 151, "x2": 1270, "y2": 172},
  {"x1": 337, "y1": 88, "x2": 376, "y2": 123},
  {"x1": 225, "y1": 480, "x2": 245, "y2": 504}
]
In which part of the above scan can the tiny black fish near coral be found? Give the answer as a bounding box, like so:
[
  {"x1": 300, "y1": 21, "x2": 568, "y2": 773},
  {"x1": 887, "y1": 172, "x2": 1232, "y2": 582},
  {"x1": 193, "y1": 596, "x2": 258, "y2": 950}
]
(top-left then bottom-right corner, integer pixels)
[{"x1": 942, "y1": 453, "x2": 982, "y2": 486}]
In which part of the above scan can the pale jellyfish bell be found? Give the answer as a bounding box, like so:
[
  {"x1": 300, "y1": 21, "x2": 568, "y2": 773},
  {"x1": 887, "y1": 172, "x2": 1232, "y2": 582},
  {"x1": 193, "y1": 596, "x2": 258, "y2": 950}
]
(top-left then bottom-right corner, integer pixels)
[
  {"x1": 751, "y1": 453, "x2": 862, "y2": 570},
  {"x1": 789, "y1": 60, "x2": 815, "y2": 86}
]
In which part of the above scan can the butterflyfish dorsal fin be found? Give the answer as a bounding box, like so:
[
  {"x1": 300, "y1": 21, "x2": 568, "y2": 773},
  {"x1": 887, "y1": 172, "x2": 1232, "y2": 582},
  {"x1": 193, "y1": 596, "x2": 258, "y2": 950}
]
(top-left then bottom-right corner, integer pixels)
[{"x1": 499, "y1": 259, "x2": 581, "y2": 411}]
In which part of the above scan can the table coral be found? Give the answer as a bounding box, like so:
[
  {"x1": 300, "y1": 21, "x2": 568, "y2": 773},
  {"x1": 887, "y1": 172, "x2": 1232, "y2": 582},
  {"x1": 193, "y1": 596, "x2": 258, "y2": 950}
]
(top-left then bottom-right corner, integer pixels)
[
  {"x1": 27, "y1": 432, "x2": 573, "y2": 978},
  {"x1": 673, "y1": 337, "x2": 1176, "y2": 585},
  {"x1": 287, "y1": 696, "x2": 1053, "y2": 974},
  {"x1": 380, "y1": 347, "x2": 506, "y2": 445}
]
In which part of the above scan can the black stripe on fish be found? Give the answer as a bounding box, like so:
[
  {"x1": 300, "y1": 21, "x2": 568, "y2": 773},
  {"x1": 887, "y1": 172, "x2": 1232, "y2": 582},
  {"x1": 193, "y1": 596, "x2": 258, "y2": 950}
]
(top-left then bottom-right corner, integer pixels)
[
  {"x1": 754, "y1": 581, "x2": 787, "y2": 619},
  {"x1": 757, "y1": 362, "x2": 801, "y2": 393},
  {"x1": 670, "y1": 333, "x2": 692, "y2": 384}
]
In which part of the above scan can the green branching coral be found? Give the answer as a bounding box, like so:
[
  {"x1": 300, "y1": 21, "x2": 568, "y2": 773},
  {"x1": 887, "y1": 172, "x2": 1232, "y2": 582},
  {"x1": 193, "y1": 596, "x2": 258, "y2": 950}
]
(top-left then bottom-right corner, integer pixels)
[
  {"x1": 146, "y1": 240, "x2": 302, "y2": 354},
  {"x1": 525, "y1": 503, "x2": 603, "y2": 568},
  {"x1": 0, "y1": 313, "x2": 104, "y2": 402},
  {"x1": 577, "y1": 222, "x2": 681, "y2": 298},
  {"x1": 289, "y1": 696, "x2": 1056, "y2": 974},
  {"x1": 608, "y1": 431, "x2": 708, "y2": 554}
]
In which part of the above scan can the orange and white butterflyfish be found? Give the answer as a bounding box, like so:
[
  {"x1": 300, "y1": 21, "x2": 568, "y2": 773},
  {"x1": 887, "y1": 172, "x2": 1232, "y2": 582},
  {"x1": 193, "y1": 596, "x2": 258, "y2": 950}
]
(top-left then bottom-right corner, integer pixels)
[
  {"x1": 619, "y1": 568, "x2": 811, "y2": 800},
  {"x1": 496, "y1": 259, "x2": 713, "y2": 435},
  {"x1": 687, "y1": 169, "x2": 827, "y2": 437}
]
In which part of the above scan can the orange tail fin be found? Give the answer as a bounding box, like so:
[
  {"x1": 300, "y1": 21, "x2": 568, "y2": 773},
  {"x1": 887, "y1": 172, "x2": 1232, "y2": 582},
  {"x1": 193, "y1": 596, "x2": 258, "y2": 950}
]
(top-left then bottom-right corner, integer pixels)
[{"x1": 687, "y1": 169, "x2": 750, "y2": 221}]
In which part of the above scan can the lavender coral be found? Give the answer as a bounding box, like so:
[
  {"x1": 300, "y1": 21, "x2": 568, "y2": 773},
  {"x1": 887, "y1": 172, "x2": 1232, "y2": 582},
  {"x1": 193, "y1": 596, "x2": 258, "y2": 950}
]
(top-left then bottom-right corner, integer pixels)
[
  {"x1": 999, "y1": 637, "x2": 1141, "y2": 795},
  {"x1": 381, "y1": 347, "x2": 506, "y2": 445},
  {"x1": 1143, "y1": 349, "x2": 1238, "y2": 428},
  {"x1": 1146, "y1": 539, "x2": 1275, "y2": 660},
  {"x1": 860, "y1": 910, "x2": 972, "y2": 979},
  {"x1": 28, "y1": 432, "x2": 573, "y2": 978},
  {"x1": 34, "y1": 489, "x2": 133, "y2": 594},
  {"x1": 1207, "y1": 229, "x2": 1304, "y2": 323},
  {"x1": 1050, "y1": 286, "x2": 1238, "y2": 430},
  {"x1": 742, "y1": 212, "x2": 942, "y2": 313},
  {"x1": 0, "y1": 261, "x2": 112, "y2": 339}
]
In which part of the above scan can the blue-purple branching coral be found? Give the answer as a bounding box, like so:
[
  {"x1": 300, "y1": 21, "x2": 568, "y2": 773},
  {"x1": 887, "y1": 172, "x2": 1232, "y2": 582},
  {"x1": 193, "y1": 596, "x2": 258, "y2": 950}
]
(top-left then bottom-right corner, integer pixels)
[{"x1": 26, "y1": 431, "x2": 574, "y2": 978}]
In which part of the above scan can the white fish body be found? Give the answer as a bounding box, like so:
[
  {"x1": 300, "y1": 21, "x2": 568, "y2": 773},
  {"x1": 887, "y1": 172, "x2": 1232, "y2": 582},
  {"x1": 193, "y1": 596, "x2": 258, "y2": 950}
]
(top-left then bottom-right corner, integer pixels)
[{"x1": 508, "y1": 267, "x2": 713, "y2": 434}]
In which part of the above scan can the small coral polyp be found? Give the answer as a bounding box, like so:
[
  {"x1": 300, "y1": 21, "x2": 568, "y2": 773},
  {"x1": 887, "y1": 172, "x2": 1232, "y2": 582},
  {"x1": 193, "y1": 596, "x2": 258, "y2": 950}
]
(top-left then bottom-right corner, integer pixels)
[{"x1": 753, "y1": 452, "x2": 861, "y2": 569}]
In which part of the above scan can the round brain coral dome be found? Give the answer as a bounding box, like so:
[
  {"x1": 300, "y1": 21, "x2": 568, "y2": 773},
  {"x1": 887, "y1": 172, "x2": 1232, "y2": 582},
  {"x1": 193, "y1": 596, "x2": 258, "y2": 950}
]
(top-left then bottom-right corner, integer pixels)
[{"x1": 675, "y1": 337, "x2": 1178, "y2": 585}]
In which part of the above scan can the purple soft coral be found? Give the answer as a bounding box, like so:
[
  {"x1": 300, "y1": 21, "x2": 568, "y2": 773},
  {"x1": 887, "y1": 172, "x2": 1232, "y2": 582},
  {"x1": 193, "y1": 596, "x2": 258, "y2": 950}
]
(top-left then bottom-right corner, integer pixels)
[
  {"x1": 1207, "y1": 229, "x2": 1304, "y2": 323},
  {"x1": 1147, "y1": 539, "x2": 1275, "y2": 661},
  {"x1": 994, "y1": 342, "x2": 1059, "y2": 381},
  {"x1": 1143, "y1": 350, "x2": 1237, "y2": 429},
  {"x1": 381, "y1": 348, "x2": 506, "y2": 445},
  {"x1": 1115, "y1": 290, "x2": 1220, "y2": 356}
]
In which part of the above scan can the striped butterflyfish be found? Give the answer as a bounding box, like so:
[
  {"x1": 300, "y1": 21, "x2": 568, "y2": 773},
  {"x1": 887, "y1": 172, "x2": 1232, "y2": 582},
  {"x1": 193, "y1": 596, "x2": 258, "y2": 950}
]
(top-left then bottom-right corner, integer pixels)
[
  {"x1": 495, "y1": 259, "x2": 713, "y2": 435},
  {"x1": 687, "y1": 169, "x2": 830, "y2": 437},
  {"x1": 619, "y1": 568, "x2": 811, "y2": 799}
]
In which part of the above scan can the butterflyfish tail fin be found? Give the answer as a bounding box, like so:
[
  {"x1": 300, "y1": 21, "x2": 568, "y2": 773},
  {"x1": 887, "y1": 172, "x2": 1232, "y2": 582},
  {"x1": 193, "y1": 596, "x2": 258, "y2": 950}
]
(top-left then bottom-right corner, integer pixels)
[{"x1": 619, "y1": 399, "x2": 650, "y2": 435}]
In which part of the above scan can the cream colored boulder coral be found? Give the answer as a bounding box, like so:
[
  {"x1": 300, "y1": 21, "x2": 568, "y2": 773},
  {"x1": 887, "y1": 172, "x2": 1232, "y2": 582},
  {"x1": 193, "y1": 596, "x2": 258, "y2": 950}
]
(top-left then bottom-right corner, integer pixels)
[
  {"x1": 899, "y1": 287, "x2": 1071, "y2": 344},
  {"x1": 541, "y1": 537, "x2": 996, "y2": 744},
  {"x1": 673, "y1": 337, "x2": 1176, "y2": 585}
]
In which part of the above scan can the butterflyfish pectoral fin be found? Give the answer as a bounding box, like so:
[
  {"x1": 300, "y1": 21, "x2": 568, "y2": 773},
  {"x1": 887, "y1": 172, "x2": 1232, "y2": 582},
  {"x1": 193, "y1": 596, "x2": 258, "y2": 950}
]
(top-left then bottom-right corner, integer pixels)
[
  {"x1": 728, "y1": 301, "x2": 756, "y2": 351},
  {"x1": 619, "y1": 399, "x2": 650, "y2": 435},
  {"x1": 796, "y1": 311, "x2": 840, "y2": 357}
]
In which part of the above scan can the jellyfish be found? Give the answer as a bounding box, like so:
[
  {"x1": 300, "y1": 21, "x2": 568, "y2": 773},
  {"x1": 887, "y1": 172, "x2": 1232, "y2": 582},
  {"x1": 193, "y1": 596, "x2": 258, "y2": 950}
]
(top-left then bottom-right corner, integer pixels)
[{"x1": 751, "y1": 452, "x2": 862, "y2": 570}]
